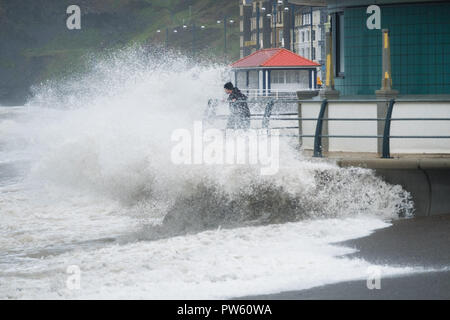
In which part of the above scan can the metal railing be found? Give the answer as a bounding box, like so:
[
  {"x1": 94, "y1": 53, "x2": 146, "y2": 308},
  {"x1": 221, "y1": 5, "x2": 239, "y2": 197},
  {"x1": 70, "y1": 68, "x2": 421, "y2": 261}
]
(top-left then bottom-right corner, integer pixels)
[
  {"x1": 205, "y1": 98, "x2": 300, "y2": 137},
  {"x1": 239, "y1": 88, "x2": 315, "y2": 99},
  {"x1": 205, "y1": 97, "x2": 450, "y2": 158},
  {"x1": 311, "y1": 98, "x2": 450, "y2": 158}
]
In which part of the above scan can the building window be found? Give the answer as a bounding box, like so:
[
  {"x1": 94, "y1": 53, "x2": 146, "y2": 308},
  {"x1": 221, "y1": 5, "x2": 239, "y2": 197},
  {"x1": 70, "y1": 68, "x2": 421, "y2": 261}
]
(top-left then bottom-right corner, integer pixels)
[
  {"x1": 312, "y1": 47, "x2": 316, "y2": 60},
  {"x1": 301, "y1": 31, "x2": 304, "y2": 42},
  {"x1": 237, "y1": 71, "x2": 246, "y2": 88},
  {"x1": 334, "y1": 12, "x2": 345, "y2": 76},
  {"x1": 306, "y1": 30, "x2": 309, "y2": 42},
  {"x1": 277, "y1": 11, "x2": 283, "y2": 24},
  {"x1": 302, "y1": 13, "x2": 311, "y2": 26},
  {"x1": 312, "y1": 30, "x2": 316, "y2": 41},
  {"x1": 286, "y1": 70, "x2": 300, "y2": 83},
  {"x1": 272, "y1": 70, "x2": 301, "y2": 84},
  {"x1": 271, "y1": 70, "x2": 285, "y2": 84}
]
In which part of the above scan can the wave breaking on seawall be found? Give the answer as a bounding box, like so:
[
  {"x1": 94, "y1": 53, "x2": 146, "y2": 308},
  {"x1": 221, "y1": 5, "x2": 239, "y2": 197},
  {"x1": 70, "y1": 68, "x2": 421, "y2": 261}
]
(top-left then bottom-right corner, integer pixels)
[{"x1": 0, "y1": 47, "x2": 418, "y2": 299}]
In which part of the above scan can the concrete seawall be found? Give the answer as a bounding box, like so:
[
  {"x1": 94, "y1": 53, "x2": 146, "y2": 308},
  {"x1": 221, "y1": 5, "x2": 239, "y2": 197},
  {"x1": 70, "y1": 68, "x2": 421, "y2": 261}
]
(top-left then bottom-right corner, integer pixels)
[{"x1": 335, "y1": 157, "x2": 450, "y2": 217}]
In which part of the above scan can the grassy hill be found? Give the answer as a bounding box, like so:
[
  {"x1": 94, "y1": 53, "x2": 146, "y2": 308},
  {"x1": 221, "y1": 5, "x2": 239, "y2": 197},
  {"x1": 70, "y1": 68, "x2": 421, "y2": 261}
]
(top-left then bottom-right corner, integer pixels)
[{"x1": 0, "y1": 0, "x2": 240, "y2": 104}]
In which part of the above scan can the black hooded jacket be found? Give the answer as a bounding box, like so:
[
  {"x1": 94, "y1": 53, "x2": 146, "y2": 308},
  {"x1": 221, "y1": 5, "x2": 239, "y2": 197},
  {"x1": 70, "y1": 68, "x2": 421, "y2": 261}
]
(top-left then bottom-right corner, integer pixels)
[{"x1": 227, "y1": 88, "x2": 250, "y2": 118}]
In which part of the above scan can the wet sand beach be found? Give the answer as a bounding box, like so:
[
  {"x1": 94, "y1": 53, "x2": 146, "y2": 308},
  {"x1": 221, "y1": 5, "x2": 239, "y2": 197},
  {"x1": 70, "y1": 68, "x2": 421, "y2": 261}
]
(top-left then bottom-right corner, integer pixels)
[{"x1": 241, "y1": 215, "x2": 450, "y2": 300}]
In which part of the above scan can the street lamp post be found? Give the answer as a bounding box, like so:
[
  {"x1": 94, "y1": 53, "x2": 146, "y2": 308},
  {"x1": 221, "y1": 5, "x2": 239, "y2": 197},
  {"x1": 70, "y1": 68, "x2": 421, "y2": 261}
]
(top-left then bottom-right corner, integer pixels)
[
  {"x1": 224, "y1": 15, "x2": 227, "y2": 54},
  {"x1": 218, "y1": 17, "x2": 235, "y2": 56},
  {"x1": 192, "y1": 24, "x2": 206, "y2": 58},
  {"x1": 192, "y1": 23, "x2": 196, "y2": 57},
  {"x1": 165, "y1": 28, "x2": 169, "y2": 48},
  {"x1": 291, "y1": 5, "x2": 296, "y2": 52},
  {"x1": 310, "y1": 6, "x2": 313, "y2": 60},
  {"x1": 156, "y1": 29, "x2": 168, "y2": 48},
  {"x1": 271, "y1": 0, "x2": 286, "y2": 48},
  {"x1": 283, "y1": 5, "x2": 291, "y2": 50},
  {"x1": 273, "y1": 3, "x2": 277, "y2": 47},
  {"x1": 256, "y1": 7, "x2": 260, "y2": 50}
]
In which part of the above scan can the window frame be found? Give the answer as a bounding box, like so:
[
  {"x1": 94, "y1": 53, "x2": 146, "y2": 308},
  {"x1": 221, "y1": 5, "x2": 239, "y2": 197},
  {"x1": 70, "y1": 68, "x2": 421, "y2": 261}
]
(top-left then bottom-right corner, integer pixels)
[
  {"x1": 333, "y1": 12, "x2": 345, "y2": 78},
  {"x1": 302, "y1": 13, "x2": 310, "y2": 26}
]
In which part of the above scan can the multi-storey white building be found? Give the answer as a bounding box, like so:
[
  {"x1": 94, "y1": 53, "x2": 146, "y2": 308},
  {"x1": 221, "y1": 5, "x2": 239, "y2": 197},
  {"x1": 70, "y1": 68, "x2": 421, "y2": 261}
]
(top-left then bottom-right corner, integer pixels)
[
  {"x1": 240, "y1": 1, "x2": 326, "y2": 82},
  {"x1": 294, "y1": 7, "x2": 327, "y2": 81},
  {"x1": 240, "y1": 0, "x2": 293, "y2": 58}
]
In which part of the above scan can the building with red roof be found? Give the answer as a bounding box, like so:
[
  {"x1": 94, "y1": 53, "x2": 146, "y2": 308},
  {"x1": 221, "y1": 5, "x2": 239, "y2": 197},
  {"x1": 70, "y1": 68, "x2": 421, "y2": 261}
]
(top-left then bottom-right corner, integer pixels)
[{"x1": 230, "y1": 48, "x2": 320, "y2": 96}]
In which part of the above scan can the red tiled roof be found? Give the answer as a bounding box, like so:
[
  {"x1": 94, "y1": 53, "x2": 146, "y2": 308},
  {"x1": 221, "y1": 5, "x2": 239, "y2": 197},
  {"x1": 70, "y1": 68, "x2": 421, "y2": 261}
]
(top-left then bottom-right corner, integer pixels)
[{"x1": 231, "y1": 48, "x2": 320, "y2": 68}]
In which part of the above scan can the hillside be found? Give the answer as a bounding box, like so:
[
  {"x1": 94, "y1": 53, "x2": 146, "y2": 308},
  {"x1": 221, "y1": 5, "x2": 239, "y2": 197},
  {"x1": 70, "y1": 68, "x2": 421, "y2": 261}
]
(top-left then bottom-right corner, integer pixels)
[{"x1": 0, "y1": 0, "x2": 240, "y2": 105}]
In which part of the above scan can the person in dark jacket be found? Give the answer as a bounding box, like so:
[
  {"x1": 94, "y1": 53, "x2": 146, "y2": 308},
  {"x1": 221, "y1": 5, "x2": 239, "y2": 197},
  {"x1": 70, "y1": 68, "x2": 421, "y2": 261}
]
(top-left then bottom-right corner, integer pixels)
[{"x1": 224, "y1": 82, "x2": 251, "y2": 130}]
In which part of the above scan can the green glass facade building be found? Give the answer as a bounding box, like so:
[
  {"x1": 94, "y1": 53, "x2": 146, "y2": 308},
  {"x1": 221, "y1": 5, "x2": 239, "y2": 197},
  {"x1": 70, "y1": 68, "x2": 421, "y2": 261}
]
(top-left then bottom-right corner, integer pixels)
[{"x1": 326, "y1": 0, "x2": 450, "y2": 96}]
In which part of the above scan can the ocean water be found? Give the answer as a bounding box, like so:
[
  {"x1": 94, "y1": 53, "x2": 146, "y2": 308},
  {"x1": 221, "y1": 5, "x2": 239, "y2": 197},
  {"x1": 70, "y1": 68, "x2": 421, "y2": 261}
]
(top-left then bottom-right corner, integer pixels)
[{"x1": 0, "y1": 48, "x2": 418, "y2": 299}]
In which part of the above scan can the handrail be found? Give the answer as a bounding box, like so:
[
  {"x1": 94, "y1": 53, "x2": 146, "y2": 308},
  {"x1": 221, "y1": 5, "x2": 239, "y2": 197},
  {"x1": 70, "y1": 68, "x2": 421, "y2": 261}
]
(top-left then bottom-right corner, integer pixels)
[
  {"x1": 382, "y1": 99, "x2": 396, "y2": 159},
  {"x1": 262, "y1": 100, "x2": 275, "y2": 129},
  {"x1": 313, "y1": 99, "x2": 328, "y2": 158},
  {"x1": 245, "y1": 98, "x2": 450, "y2": 104}
]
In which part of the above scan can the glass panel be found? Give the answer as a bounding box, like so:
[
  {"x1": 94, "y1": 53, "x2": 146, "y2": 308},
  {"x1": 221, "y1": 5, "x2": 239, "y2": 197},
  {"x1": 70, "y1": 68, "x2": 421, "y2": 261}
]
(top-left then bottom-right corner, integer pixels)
[{"x1": 339, "y1": 13, "x2": 345, "y2": 73}]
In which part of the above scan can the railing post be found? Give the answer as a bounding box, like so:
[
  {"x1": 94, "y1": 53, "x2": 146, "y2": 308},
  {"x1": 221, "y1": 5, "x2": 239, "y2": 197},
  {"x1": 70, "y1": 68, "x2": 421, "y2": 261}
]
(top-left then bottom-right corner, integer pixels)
[
  {"x1": 262, "y1": 99, "x2": 275, "y2": 129},
  {"x1": 382, "y1": 98, "x2": 395, "y2": 159},
  {"x1": 319, "y1": 18, "x2": 340, "y2": 99},
  {"x1": 203, "y1": 98, "x2": 218, "y2": 126},
  {"x1": 314, "y1": 99, "x2": 328, "y2": 157},
  {"x1": 375, "y1": 29, "x2": 398, "y2": 98},
  {"x1": 297, "y1": 97, "x2": 303, "y2": 148}
]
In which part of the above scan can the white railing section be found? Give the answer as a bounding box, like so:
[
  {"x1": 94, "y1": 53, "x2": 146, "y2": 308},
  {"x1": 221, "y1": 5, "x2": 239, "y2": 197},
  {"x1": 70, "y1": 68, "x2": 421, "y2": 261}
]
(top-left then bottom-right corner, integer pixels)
[{"x1": 239, "y1": 88, "x2": 316, "y2": 99}]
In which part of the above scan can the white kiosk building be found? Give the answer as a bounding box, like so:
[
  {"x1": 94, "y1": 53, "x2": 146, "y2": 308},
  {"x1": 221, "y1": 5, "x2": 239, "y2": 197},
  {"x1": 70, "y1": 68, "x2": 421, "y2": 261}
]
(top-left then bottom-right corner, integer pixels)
[{"x1": 231, "y1": 48, "x2": 320, "y2": 97}]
